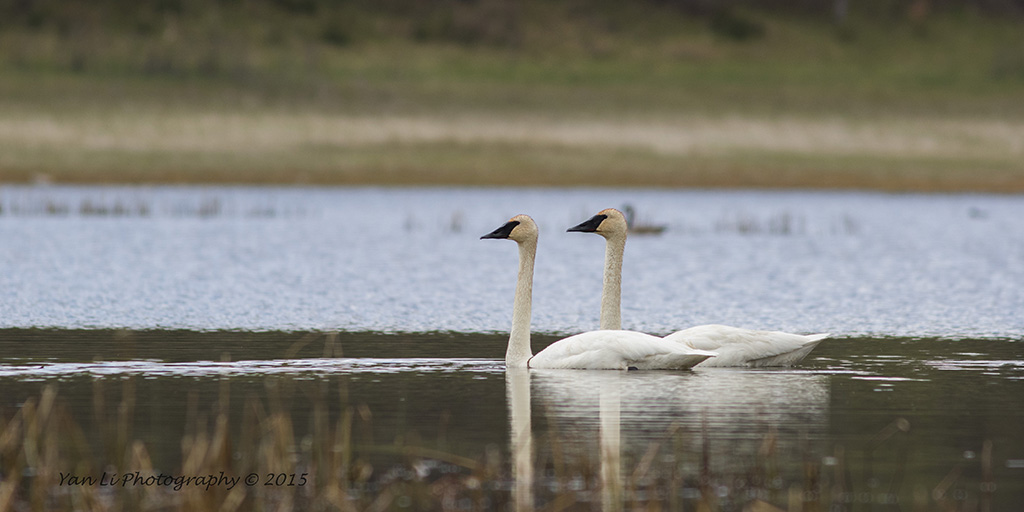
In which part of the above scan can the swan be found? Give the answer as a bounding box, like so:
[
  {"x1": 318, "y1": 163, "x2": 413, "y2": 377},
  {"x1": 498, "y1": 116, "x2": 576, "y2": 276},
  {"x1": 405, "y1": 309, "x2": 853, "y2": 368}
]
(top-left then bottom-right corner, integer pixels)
[
  {"x1": 567, "y1": 208, "x2": 828, "y2": 367},
  {"x1": 482, "y1": 214, "x2": 717, "y2": 370}
]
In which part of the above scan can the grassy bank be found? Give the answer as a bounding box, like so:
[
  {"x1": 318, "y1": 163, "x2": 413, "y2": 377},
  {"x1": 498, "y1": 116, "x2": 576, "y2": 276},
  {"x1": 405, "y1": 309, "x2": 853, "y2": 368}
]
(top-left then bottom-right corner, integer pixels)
[{"x1": 1, "y1": 7, "x2": 1023, "y2": 190}]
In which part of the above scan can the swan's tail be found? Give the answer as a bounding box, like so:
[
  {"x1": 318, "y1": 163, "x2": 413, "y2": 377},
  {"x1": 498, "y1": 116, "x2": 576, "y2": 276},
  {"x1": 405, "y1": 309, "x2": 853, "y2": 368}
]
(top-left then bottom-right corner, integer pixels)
[
  {"x1": 672, "y1": 348, "x2": 718, "y2": 369},
  {"x1": 743, "y1": 333, "x2": 828, "y2": 367},
  {"x1": 805, "y1": 333, "x2": 830, "y2": 344},
  {"x1": 692, "y1": 349, "x2": 719, "y2": 358}
]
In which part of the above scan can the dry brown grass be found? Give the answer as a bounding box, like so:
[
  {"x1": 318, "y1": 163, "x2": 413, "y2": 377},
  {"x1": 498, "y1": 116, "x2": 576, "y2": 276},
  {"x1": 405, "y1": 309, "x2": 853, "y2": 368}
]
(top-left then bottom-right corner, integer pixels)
[{"x1": 0, "y1": 381, "x2": 497, "y2": 512}]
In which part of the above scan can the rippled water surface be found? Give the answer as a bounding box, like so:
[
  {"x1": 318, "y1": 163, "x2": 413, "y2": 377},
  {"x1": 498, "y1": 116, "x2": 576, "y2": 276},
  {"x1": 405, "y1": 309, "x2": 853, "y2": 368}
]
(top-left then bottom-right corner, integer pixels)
[
  {"x1": 1, "y1": 186, "x2": 1023, "y2": 510},
  {"x1": 3, "y1": 185, "x2": 1023, "y2": 336}
]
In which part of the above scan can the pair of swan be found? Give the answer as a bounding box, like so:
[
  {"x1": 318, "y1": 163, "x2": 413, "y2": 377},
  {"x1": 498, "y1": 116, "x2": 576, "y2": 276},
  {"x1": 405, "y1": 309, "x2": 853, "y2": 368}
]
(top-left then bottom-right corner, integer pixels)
[
  {"x1": 483, "y1": 209, "x2": 828, "y2": 370},
  {"x1": 482, "y1": 215, "x2": 717, "y2": 370}
]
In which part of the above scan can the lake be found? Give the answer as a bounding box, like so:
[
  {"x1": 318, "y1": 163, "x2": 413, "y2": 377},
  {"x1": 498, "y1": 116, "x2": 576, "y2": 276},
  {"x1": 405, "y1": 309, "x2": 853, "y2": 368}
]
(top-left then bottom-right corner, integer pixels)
[{"x1": 1, "y1": 185, "x2": 1023, "y2": 511}]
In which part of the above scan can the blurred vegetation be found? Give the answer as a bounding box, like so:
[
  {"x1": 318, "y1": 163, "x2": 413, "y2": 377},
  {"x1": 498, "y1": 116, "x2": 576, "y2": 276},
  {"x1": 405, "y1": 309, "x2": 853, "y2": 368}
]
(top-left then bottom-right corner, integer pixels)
[
  {"x1": 0, "y1": 0, "x2": 1022, "y2": 188},
  {"x1": 2, "y1": 0, "x2": 1022, "y2": 50},
  {"x1": 3, "y1": 0, "x2": 1023, "y2": 80}
]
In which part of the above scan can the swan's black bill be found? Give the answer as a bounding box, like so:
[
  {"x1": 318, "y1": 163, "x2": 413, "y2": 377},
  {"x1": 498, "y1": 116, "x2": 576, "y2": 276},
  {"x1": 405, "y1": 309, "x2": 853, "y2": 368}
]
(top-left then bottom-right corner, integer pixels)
[
  {"x1": 567, "y1": 214, "x2": 607, "y2": 233},
  {"x1": 481, "y1": 220, "x2": 520, "y2": 240}
]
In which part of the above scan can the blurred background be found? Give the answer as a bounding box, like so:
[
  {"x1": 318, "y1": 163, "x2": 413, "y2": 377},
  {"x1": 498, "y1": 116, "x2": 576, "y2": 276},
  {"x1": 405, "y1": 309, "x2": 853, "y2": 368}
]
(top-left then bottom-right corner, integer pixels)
[{"x1": 1, "y1": 0, "x2": 1022, "y2": 190}]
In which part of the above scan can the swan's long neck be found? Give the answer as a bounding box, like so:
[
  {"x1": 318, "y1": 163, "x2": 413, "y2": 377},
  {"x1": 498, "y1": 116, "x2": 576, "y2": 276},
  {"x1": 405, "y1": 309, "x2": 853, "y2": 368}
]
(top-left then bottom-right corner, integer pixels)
[
  {"x1": 600, "y1": 233, "x2": 625, "y2": 331},
  {"x1": 507, "y1": 238, "x2": 536, "y2": 368}
]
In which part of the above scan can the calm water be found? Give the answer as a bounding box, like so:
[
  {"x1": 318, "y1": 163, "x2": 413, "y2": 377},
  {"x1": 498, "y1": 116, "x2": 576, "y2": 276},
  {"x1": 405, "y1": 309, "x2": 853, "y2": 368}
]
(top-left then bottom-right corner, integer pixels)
[{"x1": 1, "y1": 186, "x2": 1023, "y2": 510}]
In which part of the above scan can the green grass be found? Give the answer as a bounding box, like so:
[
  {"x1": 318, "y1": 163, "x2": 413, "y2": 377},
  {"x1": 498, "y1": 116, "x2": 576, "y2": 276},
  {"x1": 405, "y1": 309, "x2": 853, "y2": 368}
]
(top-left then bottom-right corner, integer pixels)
[{"x1": 1, "y1": 8, "x2": 1023, "y2": 190}]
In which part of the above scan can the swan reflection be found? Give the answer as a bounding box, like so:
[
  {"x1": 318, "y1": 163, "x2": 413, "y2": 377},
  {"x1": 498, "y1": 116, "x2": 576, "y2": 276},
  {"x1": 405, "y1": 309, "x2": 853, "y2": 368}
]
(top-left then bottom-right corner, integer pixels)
[
  {"x1": 506, "y1": 368, "x2": 533, "y2": 512},
  {"x1": 507, "y1": 368, "x2": 829, "y2": 509}
]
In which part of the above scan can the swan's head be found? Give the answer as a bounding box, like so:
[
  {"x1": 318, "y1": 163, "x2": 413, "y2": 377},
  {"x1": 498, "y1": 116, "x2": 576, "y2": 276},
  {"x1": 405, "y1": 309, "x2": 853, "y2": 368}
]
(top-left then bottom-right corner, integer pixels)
[
  {"x1": 567, "y1": 208, "x2": 627, "y2": 239},
  {"x1": 481, "y1": 214, "x2": 538, "y2": 243}
]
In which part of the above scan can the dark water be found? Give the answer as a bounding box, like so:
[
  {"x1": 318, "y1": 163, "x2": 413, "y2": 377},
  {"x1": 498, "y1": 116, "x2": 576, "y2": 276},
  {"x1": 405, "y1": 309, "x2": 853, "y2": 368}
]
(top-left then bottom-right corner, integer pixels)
[{"x1": 1, "y1": 329, "x2": 1022, "y2": 510}]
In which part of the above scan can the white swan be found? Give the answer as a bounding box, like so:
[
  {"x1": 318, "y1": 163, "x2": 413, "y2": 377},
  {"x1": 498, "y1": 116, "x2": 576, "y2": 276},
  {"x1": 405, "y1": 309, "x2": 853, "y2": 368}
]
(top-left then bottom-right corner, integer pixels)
[
  {"x1": 482, "y1": 214, "x2": 717, "y2": 370},
  {"x1": 567, "y1": 208, "x2": 828, "y2": 367}
]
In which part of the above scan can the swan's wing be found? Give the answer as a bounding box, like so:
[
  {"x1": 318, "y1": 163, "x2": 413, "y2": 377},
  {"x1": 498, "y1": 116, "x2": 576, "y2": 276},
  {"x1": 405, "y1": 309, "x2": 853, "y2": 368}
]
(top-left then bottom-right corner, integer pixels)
[
  {"x1": 663, "y1": 325, "x2": 828, "y2": 367},
  {"x1": 529, "y1": 330, "x2": 717, "y2": 370}
]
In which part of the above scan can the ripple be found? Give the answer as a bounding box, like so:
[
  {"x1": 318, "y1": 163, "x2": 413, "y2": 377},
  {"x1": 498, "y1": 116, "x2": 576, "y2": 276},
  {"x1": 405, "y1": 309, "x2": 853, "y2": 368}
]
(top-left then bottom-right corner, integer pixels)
[
  {"x1": 3, "y1": 186, "x2": 1024, "y2": 337},
  {"x1": 850, "y1": 375, "x2": 929, "y2": 382},
  {"x1": 923, "y1": 359, "x2": 1024, "y2": 372},
  {"x1": 0, "y1": 358, "x2": 504, "y2": 379}
]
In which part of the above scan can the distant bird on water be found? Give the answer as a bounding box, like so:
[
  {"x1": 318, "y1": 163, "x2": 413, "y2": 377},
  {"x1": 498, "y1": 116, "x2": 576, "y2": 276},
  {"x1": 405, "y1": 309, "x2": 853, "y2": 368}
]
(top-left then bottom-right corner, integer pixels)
[{"x1": 622, "y1": 204, "x2": 666, "y2": 235}]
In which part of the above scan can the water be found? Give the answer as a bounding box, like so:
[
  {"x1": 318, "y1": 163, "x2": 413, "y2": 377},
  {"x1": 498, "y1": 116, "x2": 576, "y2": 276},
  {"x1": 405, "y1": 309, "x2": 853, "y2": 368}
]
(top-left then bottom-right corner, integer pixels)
[
  {"x1": 2, "y1": 185, "x2": 1023, "y2": 336},
  {"x1": 0, "y1": 331, "x2": 1021, "y2": 510},
  {"x1": 1, "y1": 186, "x2": 1023, "y2": 510}
]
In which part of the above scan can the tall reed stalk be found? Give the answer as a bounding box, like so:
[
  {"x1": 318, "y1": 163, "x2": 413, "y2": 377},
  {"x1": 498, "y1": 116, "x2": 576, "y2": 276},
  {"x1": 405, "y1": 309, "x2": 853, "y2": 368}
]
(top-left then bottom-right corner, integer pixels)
[{"x1": 0, "y1": 383, "x2": 989, "y2": 511}]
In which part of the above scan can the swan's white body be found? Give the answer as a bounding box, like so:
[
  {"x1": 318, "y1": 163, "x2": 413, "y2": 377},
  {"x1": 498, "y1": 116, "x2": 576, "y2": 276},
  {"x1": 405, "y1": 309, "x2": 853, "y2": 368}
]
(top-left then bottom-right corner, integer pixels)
[
  {"x1": 527, "y1": 329, "x2": 715, "y2": 370},
  {"x1": 662, "y1": 325, "x2": 828, "y2": 367},
  {"x1": 568, "y1": 208, "x2": 828, "y2": 368},
  {"x1": 483, "y1": 215, "x2": 716, "y2": 371}
]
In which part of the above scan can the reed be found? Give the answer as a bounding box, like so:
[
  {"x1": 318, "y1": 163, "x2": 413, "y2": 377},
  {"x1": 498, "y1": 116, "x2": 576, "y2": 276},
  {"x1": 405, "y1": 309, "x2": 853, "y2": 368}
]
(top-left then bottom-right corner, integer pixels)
[{"x1": 0, "y1": 383, "x2": 996, "y2": 511}]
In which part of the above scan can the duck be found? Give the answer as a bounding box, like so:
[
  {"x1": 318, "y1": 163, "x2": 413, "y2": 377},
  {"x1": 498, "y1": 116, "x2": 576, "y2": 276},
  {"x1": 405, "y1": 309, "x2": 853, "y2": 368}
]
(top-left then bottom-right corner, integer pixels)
[
  {"x1": 482, "y1": 214, "x2": 717, "y2": 370},
  {"x1": 622, "y1": 204, "x2": 667, "y2": 235},
  {"x1": 567, "y1": 208, "x2": 828, "y2": 367}
]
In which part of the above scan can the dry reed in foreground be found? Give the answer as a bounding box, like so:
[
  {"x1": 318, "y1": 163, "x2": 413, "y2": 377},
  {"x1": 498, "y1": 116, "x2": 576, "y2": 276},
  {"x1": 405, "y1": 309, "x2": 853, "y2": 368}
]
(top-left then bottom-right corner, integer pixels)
[{"x1": 0, "y1": 383, "x2": 998, "y2": 511}]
